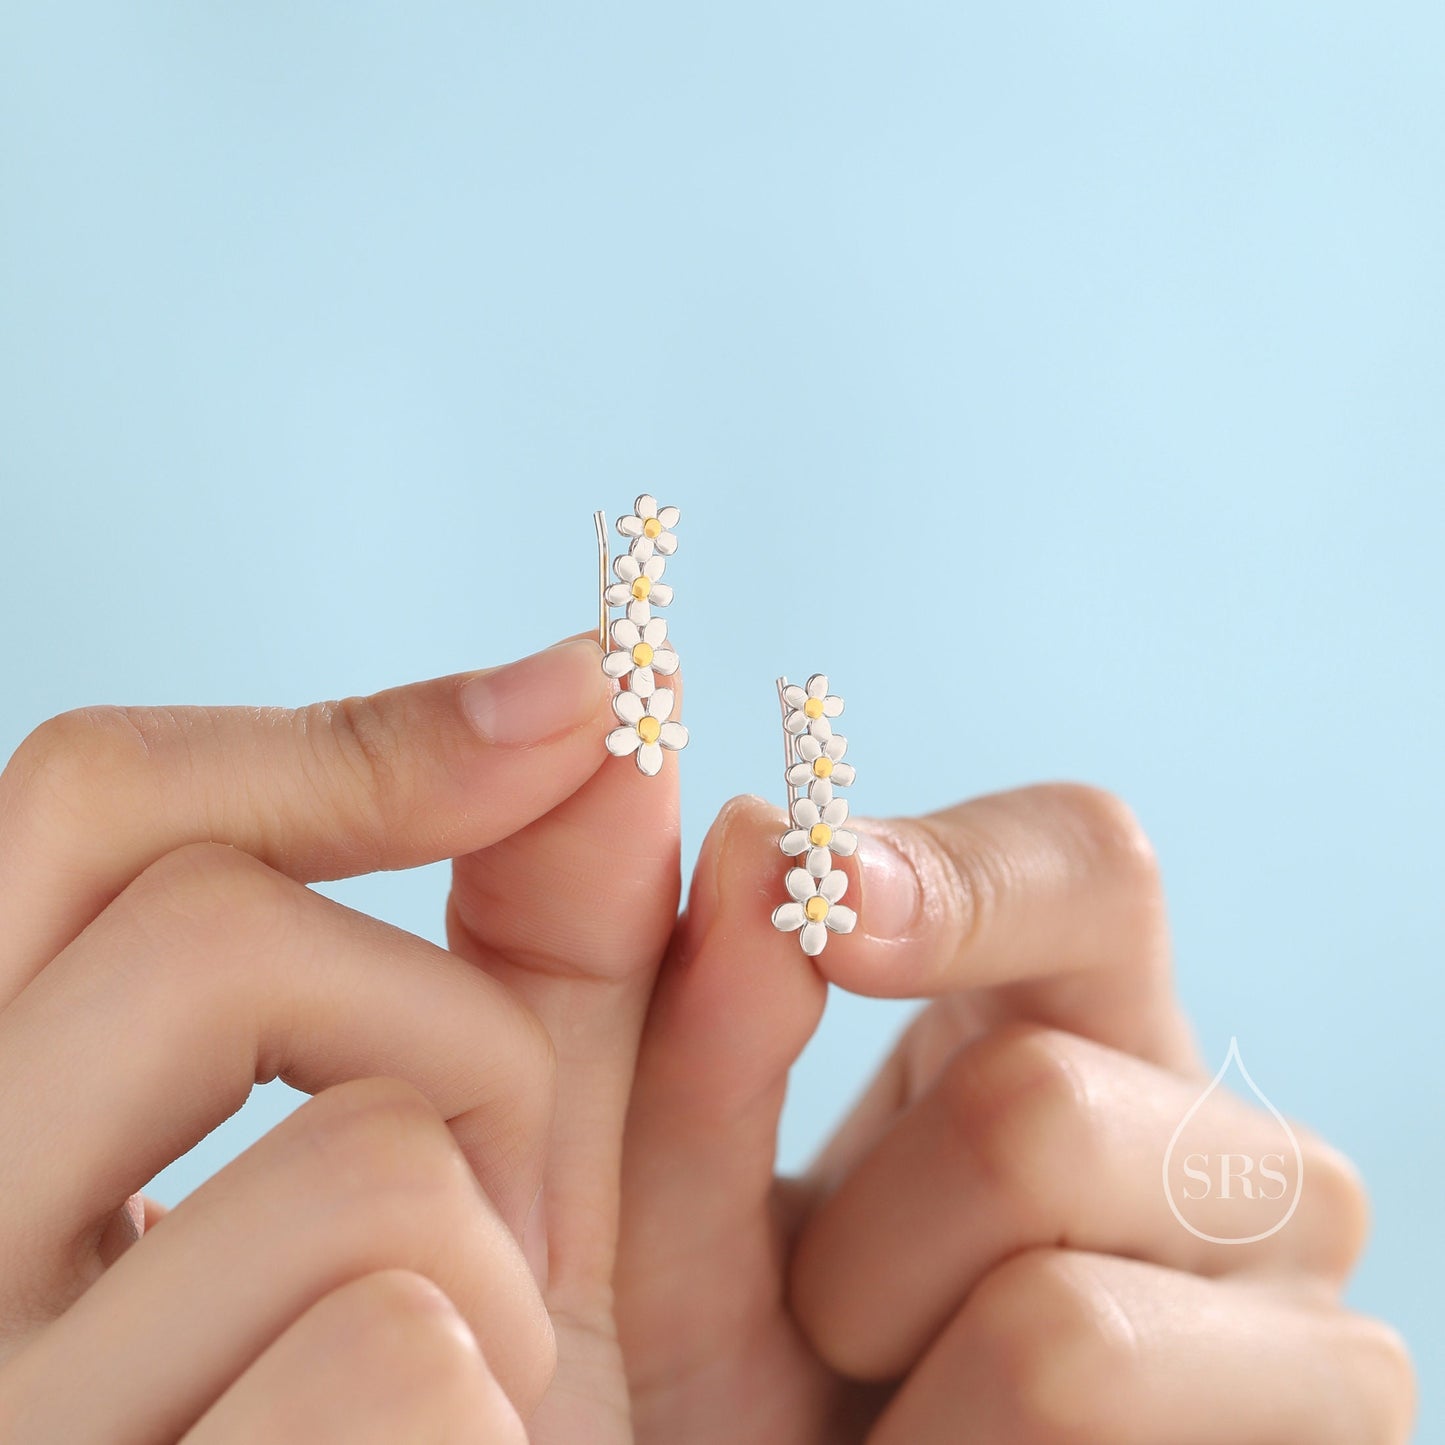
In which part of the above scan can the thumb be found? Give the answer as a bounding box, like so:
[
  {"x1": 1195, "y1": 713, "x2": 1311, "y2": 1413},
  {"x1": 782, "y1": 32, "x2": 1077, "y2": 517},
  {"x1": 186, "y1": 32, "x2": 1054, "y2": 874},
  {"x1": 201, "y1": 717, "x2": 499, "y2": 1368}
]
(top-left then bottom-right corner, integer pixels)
[{"x1": 616, "y1": 796, "x2": 831, "y2": 1391}]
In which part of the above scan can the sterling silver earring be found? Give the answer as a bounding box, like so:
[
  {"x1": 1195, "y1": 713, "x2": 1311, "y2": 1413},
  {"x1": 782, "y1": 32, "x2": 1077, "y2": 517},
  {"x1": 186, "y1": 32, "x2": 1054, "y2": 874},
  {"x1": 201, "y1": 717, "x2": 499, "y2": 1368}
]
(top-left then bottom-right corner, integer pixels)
[
  {"x1": 597, "y1": 495, "x2": 689, "y2": 775},
  {"x1": 770, "y1": 674, "x2": 859, "y2": 954}
]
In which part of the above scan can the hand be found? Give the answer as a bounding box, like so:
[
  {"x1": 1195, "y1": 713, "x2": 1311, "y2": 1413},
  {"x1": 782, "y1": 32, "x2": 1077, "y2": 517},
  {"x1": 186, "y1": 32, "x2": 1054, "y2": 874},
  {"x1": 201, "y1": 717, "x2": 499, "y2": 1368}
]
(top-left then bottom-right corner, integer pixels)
[
  {"x1": 0, "y1": 637, "x2": 642, "y2": 1441},
  {"x1": 616, "y1": 785, "x2": 1417, "y2": 1442}
]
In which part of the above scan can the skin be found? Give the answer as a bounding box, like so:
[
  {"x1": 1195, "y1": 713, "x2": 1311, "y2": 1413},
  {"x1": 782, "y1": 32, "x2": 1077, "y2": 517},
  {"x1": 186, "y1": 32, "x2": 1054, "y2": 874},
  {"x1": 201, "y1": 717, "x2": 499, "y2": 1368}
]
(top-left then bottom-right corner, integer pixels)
[{"x1": 0, "y1": 635, "x2": 1416, "y2": 1442}]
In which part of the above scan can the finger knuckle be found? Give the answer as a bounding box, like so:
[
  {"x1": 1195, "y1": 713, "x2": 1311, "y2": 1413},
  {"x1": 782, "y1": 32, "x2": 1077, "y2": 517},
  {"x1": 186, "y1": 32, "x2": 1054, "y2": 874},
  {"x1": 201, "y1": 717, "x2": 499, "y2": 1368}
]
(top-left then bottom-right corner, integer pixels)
[
  {"x1": 0, "y1": 705, "x2": 158, "y2": 829},
  {"x1": 287, "y1": 1078, "x2": 477, "y2": 1233},
  {"x1": 127, "y1": 839, "x2": 295, "y2": 948},
  {"x1": 332, "y1": 1271, "x2": 529, "y2": 1440},
  {"x1": 349, "y1": 1268, "x2": 484, "y2": 1372},
  {"x1": 968, "y1": 1248, "x2": 1143, "y2": 1444},
  {"x1": 447, "y1": 989, "x2": 557, "y2": 1194},
  {"x1": 1050, "y1": 781, "x2": 1161, "y2": 891},
  {"x1": 107, "y1": 842, "x2": 295, "y2": 1009},
  {"x1": 300, "y1": 693, "x2": 408, "y2": 857},
  {"x1": 1341, "y1": 1315, "x2": 1418, "y2": 1444},
  {"x1": 939, "y1": 1026, "x2": 1098, "y2": 1222},
  {"x1": 1301, "y1": 1137, "x2": 1372, "y2": 1280},
  {"x1": 510, "y1": 992, "x2": 558, "y2": 1122},
  {"x1": 429, "y1": 953, "x2": 557, "y2": 1165}
]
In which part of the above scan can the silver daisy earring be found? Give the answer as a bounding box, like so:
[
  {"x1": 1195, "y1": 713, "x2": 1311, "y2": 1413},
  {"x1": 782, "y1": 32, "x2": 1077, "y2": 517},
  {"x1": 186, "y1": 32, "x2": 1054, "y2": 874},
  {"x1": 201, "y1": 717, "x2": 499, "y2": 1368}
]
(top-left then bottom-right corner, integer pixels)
[
  {"x1": 770, "y1": 673, "x2": 859, "y2": 954},
  {"x1": 596, "y1": 495, "x2": 689, "y2": 776}
]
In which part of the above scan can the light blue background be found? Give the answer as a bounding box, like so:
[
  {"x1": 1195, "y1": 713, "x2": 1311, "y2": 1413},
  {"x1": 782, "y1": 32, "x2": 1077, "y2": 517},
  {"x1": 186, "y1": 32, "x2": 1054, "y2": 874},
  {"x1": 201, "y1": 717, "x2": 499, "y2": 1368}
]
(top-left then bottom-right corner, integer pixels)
[{"x1": 2, "y1": 2, "x2": 1440, "y2": 1433}]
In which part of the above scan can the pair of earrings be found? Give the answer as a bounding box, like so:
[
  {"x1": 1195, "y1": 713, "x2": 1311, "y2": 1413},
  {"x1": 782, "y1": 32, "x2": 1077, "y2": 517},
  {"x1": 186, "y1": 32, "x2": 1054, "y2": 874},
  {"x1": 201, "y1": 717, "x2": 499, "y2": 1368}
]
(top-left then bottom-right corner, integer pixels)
[{"x1": 594, "y1": 495, "x2": 859, "y2": 955}]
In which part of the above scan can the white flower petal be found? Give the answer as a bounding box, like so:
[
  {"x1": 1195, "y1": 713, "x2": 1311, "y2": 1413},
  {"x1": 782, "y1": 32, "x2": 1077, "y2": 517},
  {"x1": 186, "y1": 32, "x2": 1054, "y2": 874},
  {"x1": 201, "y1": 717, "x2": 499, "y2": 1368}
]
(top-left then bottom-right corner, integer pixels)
[
  {"x1": 648, "y1": 582, "x2": 674, "y2": 607},
  {"x1": 786, "y1": 762, "x2": 813, "y2": 786},
  {"x1": 614, "y1": 555, "x2": 640, "y2": 583},
  {"x1": 806, "y1": 846, "x2": 832, "y2": 878},
  {"x1": 823, "y1": 694, "x2": 844, "y2": 718},
  {"x1": 792, "y1": 798, "x2": 821, "y2": 827},
  {"x1": 637, "y1": 740, "x2": 664, "y2": 775},
  {"x1": 822, "y1": 798, "x2": 850, "y2": 827},
  {"x1": 806, "y1": 716, "x2": 834, "y2": 742},
  {"x1": 830, "y1": 762, "x2": 857, "y2": 786},
  {"x1": 826, "y1": 905, "x2": 857, "y2": 934},
  {"x1": 783, "y1": 711, "x2": 808, "y2": 736},
  {"x1": 642, "y1": 616, "x2": 668, "y2": 647},
  {"x1": 657, "y1": 505, "x2": 681, "y2": 527},
  {"x1": 824, "y1": 735, "x2": 848, "y2": 761},
  {"x1": 658, "y1": 720, "x2": 689, "y2": 750},
  {"x1": 782, "y1": 685, "x2": 807, "y2": 710},
  {"x1": 605, "y1": 726, "x2": 641, "y2": 756},
  {"x1": 771, "y1": 901, "x2": 806, "y2": 932},
  {"x1": 780, "y1": 829, "x2": 809, "y2": 856},
  {"x1": 800, "y1": 920, "x2": 829, "y2": 956},
  {"x1": 648, "y1": 688, "x2": 676, "y2": 722},
  {"x1": 602, "y1": 650, "x2": 633, "y2": 678},
  {"x1": 805, "y1": 674, "x2": 829, "y2": 699},
  {"x1": 630, "y1": 535, "x2": 656, "y2": 563},
  {"x1": 625, "y1": 598, "x2": 652, "y2": 626},
  {"x1": 611, "y1": 617, "x2": 641, "y2": 647},
  {"x1": 651, "y1": 646, "x2": 679, "y2": 675},
  {"x1": 643, "y1": 555, "x2": 667, "y2": 581},
  {"x1": 785, "y1": 868, "x2": 815, "y2": 903},
  {"x1": 617, "y1": 515, "x2": 644, "y2": 537},
  {"x1": 797, "y1": 734, "x2": 822, "y2": 761},
  {"x1": 613, "y1": 690, "x2": 645, "y2": 725},
  {"x1": 808, "y1": 778, "x2": 834, "y2": 808},
  {"x1": 631, "y1": 666, "x2": 656, "y2": 697},
  {"x1": 820, "y1": 870, "x2": 849, "y2": 903},
  {"x1": 635, "y1": 493, "x2": 659, "y2": 518},
  {"x1": 604, "y1": 582, "x2": 630, "y2": 606},
  {"x1": 830, "y1": 829, "x2": 858, "y2": 857},
  {"x1": 653, "y1": 531, "x2": 678, "y2": 555}
]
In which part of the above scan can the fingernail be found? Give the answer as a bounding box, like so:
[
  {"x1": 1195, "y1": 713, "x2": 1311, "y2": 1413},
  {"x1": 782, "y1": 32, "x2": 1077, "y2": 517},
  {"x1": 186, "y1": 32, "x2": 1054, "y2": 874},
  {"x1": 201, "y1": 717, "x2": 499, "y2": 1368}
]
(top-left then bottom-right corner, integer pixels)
[
  {"x1": 522, "y1": 1185, "x2": 549, "y2": 1290},
  {"x1": 858, "y1": 830, "x2": 924, "y2": 940},
  {"x1": 459, "y1": 638, "x2": 607, "y2": 746}
]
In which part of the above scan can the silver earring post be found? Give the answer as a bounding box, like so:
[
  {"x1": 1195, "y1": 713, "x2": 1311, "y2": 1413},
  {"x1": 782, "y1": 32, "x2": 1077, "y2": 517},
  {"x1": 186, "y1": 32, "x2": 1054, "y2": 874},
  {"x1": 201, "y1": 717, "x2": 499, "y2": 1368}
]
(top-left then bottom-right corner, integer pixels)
[{"x1": 593, "y1": 509, "x2": 609, "y2": 652}]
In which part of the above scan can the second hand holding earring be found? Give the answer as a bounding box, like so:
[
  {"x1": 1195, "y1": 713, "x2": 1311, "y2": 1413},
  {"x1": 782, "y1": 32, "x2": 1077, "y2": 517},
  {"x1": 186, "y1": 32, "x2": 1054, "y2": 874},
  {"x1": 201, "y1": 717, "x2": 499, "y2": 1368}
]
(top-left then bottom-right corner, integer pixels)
[
  {"x1": 597, "y1": 495, "x2": 689, "y2": 776},
  {"x1": 770, "y1": 673, "x2": 859, "y2": 955}
]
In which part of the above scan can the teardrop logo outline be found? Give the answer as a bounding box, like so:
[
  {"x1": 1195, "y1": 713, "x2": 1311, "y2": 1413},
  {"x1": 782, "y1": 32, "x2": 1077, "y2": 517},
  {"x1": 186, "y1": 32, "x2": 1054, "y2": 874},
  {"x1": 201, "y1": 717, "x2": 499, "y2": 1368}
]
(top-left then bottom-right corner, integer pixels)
[{"x1": 1161, "y1": 1036, "x2": 1305, "y2": 1246}]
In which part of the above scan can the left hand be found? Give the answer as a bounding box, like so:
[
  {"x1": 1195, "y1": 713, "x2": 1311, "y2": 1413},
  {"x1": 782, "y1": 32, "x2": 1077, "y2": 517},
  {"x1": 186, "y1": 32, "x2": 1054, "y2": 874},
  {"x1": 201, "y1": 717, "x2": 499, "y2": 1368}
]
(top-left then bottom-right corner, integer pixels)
[{"x1": 615, "y1": 783, "x2": 1417, "y2": 1443}]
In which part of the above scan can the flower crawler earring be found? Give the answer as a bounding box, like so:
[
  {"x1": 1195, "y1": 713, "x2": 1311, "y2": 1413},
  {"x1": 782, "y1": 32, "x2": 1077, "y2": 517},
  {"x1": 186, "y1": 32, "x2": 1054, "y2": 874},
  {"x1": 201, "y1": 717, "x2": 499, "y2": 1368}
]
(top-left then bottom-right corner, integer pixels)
[
  {"x1": 597, "y1": 495, "x2": 689, "y2": 776},
  {"x1": 770, "y1": 673, "x2": 858, "y2": 955}
]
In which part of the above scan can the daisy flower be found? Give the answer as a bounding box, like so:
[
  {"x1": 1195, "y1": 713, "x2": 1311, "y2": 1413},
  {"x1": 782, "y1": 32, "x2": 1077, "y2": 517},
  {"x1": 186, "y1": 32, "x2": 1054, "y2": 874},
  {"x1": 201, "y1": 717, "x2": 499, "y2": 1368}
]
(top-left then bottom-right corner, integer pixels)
[
  {"x1": 605, "y1": 551, "x2": 673, "y2": 621},
  {"x1": 782, "y1": 673, "x2": 844, "y2": 740},
  {"x1": 615, "y1": 494, "x2": 680, "y2": 560},
  {"x1": 786, "y1": 732, "x2": 857, "y2": 789},
  {"x1": 604, "y1": 688, "x2": 688, "y2": 775},
  {"x1": 780, "y1": 793, "x2": 858, "y2": 875},
  {"x1": 602, "y1": 615, "x2": 679, "y2": 697},
  {"x1": 771, "y1": 867, "x2": 857, "y2": 956}
]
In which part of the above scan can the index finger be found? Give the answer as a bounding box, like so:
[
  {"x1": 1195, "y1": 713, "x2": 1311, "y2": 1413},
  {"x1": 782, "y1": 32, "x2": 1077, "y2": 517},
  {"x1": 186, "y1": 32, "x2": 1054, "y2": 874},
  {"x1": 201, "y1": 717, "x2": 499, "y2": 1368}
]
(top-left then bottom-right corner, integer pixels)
[{"x1": 0, "y1": 634, "x2": 610, "y2": 1004}]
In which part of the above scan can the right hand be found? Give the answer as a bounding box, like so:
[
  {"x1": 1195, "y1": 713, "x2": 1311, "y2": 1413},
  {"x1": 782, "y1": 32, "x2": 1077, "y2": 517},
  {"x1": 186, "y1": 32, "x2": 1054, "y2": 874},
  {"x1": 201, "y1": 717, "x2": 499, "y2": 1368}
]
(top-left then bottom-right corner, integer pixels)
[{"x1": 0, "y1": 636, "x2": 629, "y2": 1442}]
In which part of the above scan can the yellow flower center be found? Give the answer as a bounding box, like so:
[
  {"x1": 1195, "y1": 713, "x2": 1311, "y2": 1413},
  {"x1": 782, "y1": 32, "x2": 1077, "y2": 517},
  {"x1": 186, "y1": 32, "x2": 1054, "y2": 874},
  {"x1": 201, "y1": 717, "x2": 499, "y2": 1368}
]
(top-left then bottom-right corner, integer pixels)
[
  {"x1": 643, "y1": 517, "x2": 663, "y2": 538},
  {"x1": 631, "y1": 575, "x2": 652, "y2": 599},
  {"x1": 803, "y1": 697, "x2": 825, "y2": 720},
  {"x1": 632, "y1": 641, "x2": 655, "y2": 667},
  {"x1": 638, "y1": 715, "x2": 662, "y2": 744},
  {"x1": 813, "y1": 756, "x2": 834, "y2": 778},
  {"x1": 809, "y1": 822, "x2": 833, "y2": 847},
  {"x1": 804, "y1": 895, "x2": 829, "y2": 922}
]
